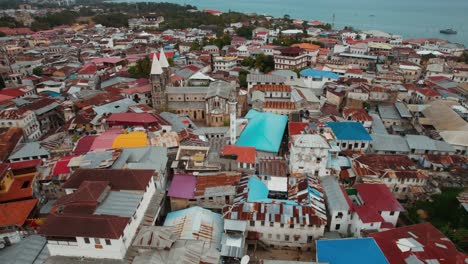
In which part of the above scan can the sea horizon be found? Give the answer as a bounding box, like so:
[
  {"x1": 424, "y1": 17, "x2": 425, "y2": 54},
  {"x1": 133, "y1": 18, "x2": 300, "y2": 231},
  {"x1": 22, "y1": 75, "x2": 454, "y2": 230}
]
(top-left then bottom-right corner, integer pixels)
[{"x1": 110, "y1": 0, "x2": 468, "y2": 46}]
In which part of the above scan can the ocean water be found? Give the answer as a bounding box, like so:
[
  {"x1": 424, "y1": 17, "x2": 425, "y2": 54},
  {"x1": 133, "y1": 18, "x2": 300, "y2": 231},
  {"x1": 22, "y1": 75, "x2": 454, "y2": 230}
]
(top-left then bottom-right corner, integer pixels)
[{"x1": 111, "y1": 0, "x2": 468, "y2": 46}]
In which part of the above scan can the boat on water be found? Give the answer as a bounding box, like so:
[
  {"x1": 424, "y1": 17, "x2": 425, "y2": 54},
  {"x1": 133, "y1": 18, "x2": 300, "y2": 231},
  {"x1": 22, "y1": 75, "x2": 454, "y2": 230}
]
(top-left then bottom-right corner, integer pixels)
[{"x1": 440, "y1": 28, "x2": 457, "y2": 35}]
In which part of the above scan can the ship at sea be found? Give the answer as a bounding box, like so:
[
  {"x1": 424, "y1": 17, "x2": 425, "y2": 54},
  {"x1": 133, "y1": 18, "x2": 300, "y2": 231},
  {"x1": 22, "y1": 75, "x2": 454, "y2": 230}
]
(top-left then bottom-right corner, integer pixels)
[{"x1": 440, "y1": 28, "x2": 457, "y2": 35}]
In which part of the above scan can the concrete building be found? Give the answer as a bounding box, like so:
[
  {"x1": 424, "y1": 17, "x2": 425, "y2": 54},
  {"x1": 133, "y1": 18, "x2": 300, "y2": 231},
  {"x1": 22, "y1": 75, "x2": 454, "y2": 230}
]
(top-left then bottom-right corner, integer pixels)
[
  {"x1": 289, "y1": 134, "x2": 331, "y2": 177},
  {"x1": 38, "y1": 169, "x2": 159, "y2": 259}
]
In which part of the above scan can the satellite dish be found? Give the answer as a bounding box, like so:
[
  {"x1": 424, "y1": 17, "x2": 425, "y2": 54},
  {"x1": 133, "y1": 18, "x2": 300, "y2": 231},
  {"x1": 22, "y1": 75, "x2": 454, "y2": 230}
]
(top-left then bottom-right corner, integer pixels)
[{"x1": 241, "y1": 255, "x2": 250, "y2": 264}]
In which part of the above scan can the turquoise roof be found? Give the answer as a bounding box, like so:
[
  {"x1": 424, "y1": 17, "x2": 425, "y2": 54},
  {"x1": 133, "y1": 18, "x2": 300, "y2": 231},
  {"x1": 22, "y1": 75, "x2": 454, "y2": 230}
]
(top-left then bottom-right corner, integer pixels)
[
  {"x1": 236, "y1": 110, "x2": 288, "y2": 153},
  {"x1": 300, "y1": 68, "x2": 340, "y2": 79},
  {"x1": 327, "y1": 122, "x2": 372, "y2": 141}
]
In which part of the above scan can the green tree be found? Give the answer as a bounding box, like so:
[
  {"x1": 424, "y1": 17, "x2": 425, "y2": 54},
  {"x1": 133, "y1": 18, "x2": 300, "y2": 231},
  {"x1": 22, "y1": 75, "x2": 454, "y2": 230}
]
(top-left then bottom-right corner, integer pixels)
[
  {"x1": 168, "y1": 58, "x2": 175, "y2": 67},
  {"x1": 238, "y1": 70, "x2": 249, "y2": 88},
  {"x1": 190, "y1": 41, "x2": 201, "y2": 51},
  {"x1": 236, "y1": 26, "x2": 255, "y2": 40},
  {"x1": 33, "y1": 67, "x2": 43, "y2": 76},
  {"x1": 93, "y1": 13, "x2": 129, "y2": 28},
  {"x1": 128, "y1": 57, "x2": 151, "y2": 78}
]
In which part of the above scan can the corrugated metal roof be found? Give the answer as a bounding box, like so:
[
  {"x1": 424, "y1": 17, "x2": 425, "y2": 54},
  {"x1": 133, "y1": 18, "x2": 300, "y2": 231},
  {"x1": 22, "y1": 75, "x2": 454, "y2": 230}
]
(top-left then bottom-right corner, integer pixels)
[
  {"x1": 94, "y1": 191, "x2": 143, "y2": 217},
  {"x1": 321, "y1": 176, "x2": 350, "y2": 211},
  {"x1": 0, "y1": 235, "x2": 49, "y2": 264}
]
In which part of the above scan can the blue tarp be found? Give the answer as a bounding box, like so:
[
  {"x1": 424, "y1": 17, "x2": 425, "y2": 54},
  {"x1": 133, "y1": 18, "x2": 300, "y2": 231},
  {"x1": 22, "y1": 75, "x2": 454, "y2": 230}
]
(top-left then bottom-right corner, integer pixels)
[
  {"x1": 300, "y1": 68, "x2": 340, "y2": 79},
  {"x1": 317, "y1": 238, "x2": 389, "y2": 264}
]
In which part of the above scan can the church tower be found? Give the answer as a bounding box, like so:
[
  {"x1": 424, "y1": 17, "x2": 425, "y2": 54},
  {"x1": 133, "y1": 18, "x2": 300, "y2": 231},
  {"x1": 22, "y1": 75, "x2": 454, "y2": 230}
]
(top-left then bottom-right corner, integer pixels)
[
  {"x1": 150, "y1": 52, "x2": 166, "y2": 112},
  {"x1": 228, "y1": 88, "x2": 238, "y2": 145}
]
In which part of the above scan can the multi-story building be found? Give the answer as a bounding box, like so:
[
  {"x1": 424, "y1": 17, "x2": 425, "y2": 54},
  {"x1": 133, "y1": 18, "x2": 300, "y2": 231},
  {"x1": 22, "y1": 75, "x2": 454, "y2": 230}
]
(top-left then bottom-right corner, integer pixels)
[
  {"x1": 289, "y1": 134, "x2": 331, "y2": 177},
  {"x1": 38, "y1": 169, "x2": 158, "y2": 259},
  {"x1": 322, "y1": 176, "x2": 404, "y2": 237},
  {"x1": 327, "y1": 122, "x2": 372, "y2": 151},
  {"x1": 222, "y1": 175, "x2": 327, "y2": 249},
  {"x1": 274, "y1": 47, "x2": 308, "y2": 70},
  {"x1": 213, "y1": 56, "x2": 237, "y2": 71},
  {"x1": 0, "y1": 108, "x2": 41, "y2": 140}
]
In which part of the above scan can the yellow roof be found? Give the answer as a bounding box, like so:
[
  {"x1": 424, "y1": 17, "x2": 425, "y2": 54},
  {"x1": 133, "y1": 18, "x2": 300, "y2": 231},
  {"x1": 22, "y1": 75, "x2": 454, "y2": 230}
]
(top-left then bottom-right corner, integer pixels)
[
  {"x1": 368, "y1": 42, "x2": 392, "y2": 50},
  {"x1": 112, "y1": 131, "x2": 148, "y2": 149}
]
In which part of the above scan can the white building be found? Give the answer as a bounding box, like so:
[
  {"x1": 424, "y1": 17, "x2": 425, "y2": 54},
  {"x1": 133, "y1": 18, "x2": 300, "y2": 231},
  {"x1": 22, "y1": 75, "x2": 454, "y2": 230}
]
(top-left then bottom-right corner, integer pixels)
[
  {"x1": 38, "y1": 169, "x2": 158, "y2": 259},
  {"x1": 289, "y1": 134, "x2": 331, "y2": 177},
  {"x1": 222, "y1": 175, "x2": 327, "y2": 249},
  {"x1": 213, "y1": 56, "x2": 237, "y2": 71},
  {"x1": 321, "y1": 177, "x2": 404, "y2": 237},
  {"x1": 0, "y1": 109, "x2": 41, "y2": 140}
]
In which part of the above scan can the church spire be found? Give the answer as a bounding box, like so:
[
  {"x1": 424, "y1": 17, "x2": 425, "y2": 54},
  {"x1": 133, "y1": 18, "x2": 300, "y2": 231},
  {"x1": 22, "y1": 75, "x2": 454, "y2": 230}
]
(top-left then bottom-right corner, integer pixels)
[
  {"x1": 150, "y1": 52, "x2": 163, "y2": 75},
  {"x1": 159, "y1": 48, "x2": 170, "y2": 68}
]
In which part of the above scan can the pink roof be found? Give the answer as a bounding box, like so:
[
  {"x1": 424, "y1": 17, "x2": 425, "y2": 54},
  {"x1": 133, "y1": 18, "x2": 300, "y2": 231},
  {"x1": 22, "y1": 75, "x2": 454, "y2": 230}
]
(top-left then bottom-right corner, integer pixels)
[
  {"x1": 120, "y1": 84, "x2": 151, "y2": 95},
  {"x1": 0, "y1": 94, "x2": 14, "y2": 102},
  {"x1": 167, "y1": 174, "x2": 196, "y2": 199},
  {"x1": 355, "y1": 184, "x2": 404, "y2": 212},
  {"x1": 73, "y1": 135, "x2": 98, "y2": 155},
  {"x1": 203, "y1": 9, "x2": 222, "y2": 14},
  {"x1": 310, "y1": 20, "x2": 325, "y2": 25},
  {"x1": 90, "y1": 129, "x2": 121, "y2": 151}
]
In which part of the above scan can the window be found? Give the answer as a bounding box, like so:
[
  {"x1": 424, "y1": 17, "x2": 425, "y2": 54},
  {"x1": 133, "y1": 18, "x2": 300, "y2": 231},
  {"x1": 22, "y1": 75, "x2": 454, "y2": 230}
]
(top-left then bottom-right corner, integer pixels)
[
  {"x1": 336, "y1": 212, "x2": 343, "y2": 219},
  {"x1": 290, "y1": 224, "x2": 294, "y2": 228},
  {"x1": 389, "y1": 211, "x2": 395, "y2": 216},
  {"x1": 105, "y1": 239, "x2": 111, "y2": 245},
  {"x1": 280, "y1": 223, "x2": 284, "y2": 228},
  {"x1": 294, "y1": 235, "x2": 300, "y2": 241},
  {"x1": 285, "y1": 235, "x2": 290, "y2": 241},
  {"x1": 361, "y1": 142, "x2": 365, "y2": 148},
  {"x1": 270, "y1": 222, "x2": 274, "y2": 227},
  {"x1": 84, "y1": 238, "x2": 90, "y2": 244},
  {"x1": 276, "y1": 234, "x2": 280, "y2": 239},
  {"x1": 261, "y1": 221, "x2": 265, "y2": 226},
  {"x1": 335, "y1": 224, "x2": 341, "y2": 230},
  {"x1": 94, "y1": 238, "x2": 101, "y2": 245},
  {"x1": 250, "y1": 221, "x2": 255, "y2": 227}
]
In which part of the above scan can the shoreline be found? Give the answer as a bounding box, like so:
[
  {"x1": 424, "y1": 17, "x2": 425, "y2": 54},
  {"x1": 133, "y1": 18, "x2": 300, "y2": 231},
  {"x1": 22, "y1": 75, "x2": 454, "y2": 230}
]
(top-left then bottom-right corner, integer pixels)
[{"x1": 108, "y1": 0, "x2": 468, "y2": 46}]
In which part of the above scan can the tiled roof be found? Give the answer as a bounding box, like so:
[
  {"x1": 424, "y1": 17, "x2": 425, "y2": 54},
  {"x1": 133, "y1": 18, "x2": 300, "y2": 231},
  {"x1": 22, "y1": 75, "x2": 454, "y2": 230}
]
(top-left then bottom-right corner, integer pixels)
[
  {"x1": 0, "y1": 199, "x2": 37, "y2": 227},
  {"x1": 253, "y1": 84, "x2": 291, "y2": 93},
  {"x1": 264, "y1": 101, "x2": 296, "y2": 110}
]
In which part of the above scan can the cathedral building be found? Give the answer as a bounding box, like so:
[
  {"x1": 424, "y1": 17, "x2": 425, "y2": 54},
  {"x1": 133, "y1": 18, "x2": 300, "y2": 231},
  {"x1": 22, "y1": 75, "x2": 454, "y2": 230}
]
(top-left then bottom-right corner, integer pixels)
[{"x1": 150, "y1": 49, "x2": 238, "y2": 127}]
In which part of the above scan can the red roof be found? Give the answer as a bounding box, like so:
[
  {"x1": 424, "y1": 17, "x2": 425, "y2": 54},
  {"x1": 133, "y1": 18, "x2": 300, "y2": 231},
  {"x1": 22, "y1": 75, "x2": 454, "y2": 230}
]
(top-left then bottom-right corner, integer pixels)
[
  {"x1": 221, "y1": 145, "x2": 256, "y2": 164},
  {"x1": 78, "y1": 63, "x2": 97, "y2": 75},
  {"x1": 416, "y1": 88, "x2": 441, "y2": 97},
  {"x1": 39, "y1": 213, "x2": 129, "y2": 239},
  {"x1": 355, "y1": 184, "x2": 404, "y2": 212},
  {"x1": 203, "y1": 9, "x2": 222, "y2": 14},
  {"x1": 370, "y1": 222, "x2": 468, "y2": 264},
  {"x1": 53, "y1": 155, "x2": 76, "y2": 175},
  {"x1": 353, "y1": 204, "x2": 384, "y2": 223},
  {"x1": 63, "y1": 169, "x2": 154, "y2": 191},
  {"x1": 149, "y1": 51, "x2": 175, "y2": 60},
  {"x1": 310, "y1": 20, "x2": 325, "y2": 25},
  {"x1": 9, "y1": 159, "x2": 42, "y2": 171},
  {"x1": 288, "y1": 122, "x2": 308, "y2": 136},
  {"x1": 0, "y1": 199, "x2": 37, "y2": 227},
  {"x1": 72, "y1": 135, "x2": 98, "y2": 155}
]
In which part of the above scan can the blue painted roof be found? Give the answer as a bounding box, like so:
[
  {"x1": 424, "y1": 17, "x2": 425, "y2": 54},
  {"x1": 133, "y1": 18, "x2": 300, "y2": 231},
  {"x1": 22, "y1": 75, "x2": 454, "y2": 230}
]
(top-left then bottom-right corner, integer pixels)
[
  {"x1": 300, "y1": 68, "x2": 340, "y2": 79},
  {"x1": 236, "y1": 110, "x2": 288, "y2": 153},
  {"x1": 317, "y1": 238, "x2": 389, "y2": 264},
  {"x1": 327, "y1": 122, "x2": 372, "y2": 141},
  {"x1": 247, "y1": 177, "x2": 298, "y2": 205}
]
